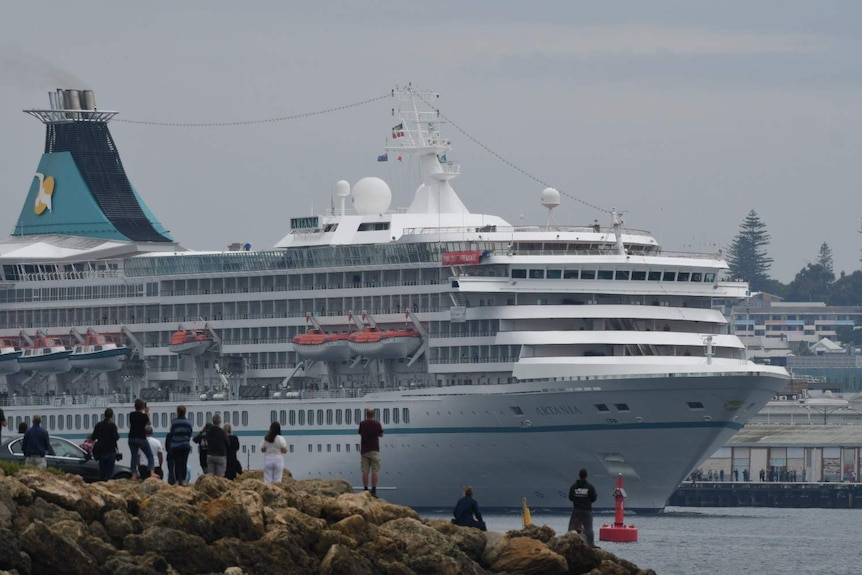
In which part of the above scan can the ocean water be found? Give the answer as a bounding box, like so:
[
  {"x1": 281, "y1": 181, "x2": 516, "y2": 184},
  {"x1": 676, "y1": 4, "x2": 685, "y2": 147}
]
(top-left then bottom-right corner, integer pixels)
[{"x1": 420, "y1": 507, "x2": 862, "y2": 575}]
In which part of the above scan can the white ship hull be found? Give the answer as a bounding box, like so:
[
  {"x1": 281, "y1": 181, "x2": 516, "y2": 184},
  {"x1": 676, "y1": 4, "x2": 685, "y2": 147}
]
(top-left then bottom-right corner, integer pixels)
[{"x1": 1, "y1": 367, "x2": 786, "y2": 511}]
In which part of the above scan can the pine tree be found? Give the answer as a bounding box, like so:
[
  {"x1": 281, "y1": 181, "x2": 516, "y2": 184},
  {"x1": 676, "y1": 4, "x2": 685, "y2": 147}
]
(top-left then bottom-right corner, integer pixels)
[
  {"x1": 727, "y1": 210, "x2": 773, "y2": 292},
  {"x1": 816, "y1": 242, "x2": 835, "y2": 280}
]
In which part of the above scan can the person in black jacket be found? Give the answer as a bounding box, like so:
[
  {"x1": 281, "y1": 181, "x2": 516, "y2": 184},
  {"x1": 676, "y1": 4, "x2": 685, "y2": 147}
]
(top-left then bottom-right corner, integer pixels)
[
  {"x1": 451, "y1": 486, "x2": 487, "y2": 531},
  {"x1": 192, "y1": 423, "x2": 211, "y2": 475},
  {"x1": 204, "y1": 414, "x2": 230, "y2": 477},
  {"x1": 224, "y1": 423, "x2": 242, "y2": 480},
  {"x1": 92, "y1": 408, "x2": 120, "y2": 481},
  {"x1": 568, "y1": 468, "x2": 598, "y2": 547}
]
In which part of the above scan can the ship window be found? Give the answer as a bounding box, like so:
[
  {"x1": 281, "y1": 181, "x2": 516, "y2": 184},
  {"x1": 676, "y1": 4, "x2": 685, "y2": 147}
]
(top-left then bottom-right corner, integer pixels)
[
  {"x1": 317, "y1": 444, "x2": 322, "y2": 452},
  {"x1": 308, "y1": 410, "x2": 315, "y2": 425},
  {"x1": 614, "y1": 403, "x2": 630, "y2": 411},
  {"x1": 383, "y1": 409, "x2": 390, "y2": 424},
  {"x1": 677, "y1": 272, "x2": 690, "y2": 282},
  {"x1": 58, "y1": 416, "x2": 64, "y2": 430},
  {"x1": 598, "y1": 270, "x2": 613, "y2": 280},
  {"x1": 563, "y1": 269, "x2": 579, "y2": 279},
  {"x1": 662, "y1": 271, "x2": 676, "y2": 281},
  {"x1": 298, "y1": 410, "x2": 306, "y2": 425},
  {"x1": 75, "y1": 414, "x2": 81, "y2": 429},
  {"x1": 704, "y1": 273, "x2": 715, "y2": 282},
  {"x1": 308, "y1": 445, "x2": 313, "y2": 453},
  {"x1": 581, "y1": 270, "x2": 596, "y2": 280},
  {"x1": 594, "y1": 404, "x2": 609, "y2": 412},
  {"x1": 357, "y1": 222, "x2": 390, "y2": 231},
  {"x1": 393, "y1": 408, "x2": 400, "y2": 424},
  {"x1": 529, "y1": 269, "x2": 545, "y2": 279},
  {"x1": 317, "y1": 409, "x2": 324, "y2": 425},
  {"x1": 510, "y1": 406, "x2": 524, "y2": 415},
  {"x1": 289, "y1": 410, "x2": 296, "y2": 426},
  {"x1": 49, "y1": 415, "x2": 56, "y2": 429},
  {"x1": 84, "y1": 414, "x2": 90, "y2": 429},
  {"x1": 279, "y1": 410, "x2": 287, "y2": 425},
  {"x1": 403, "y1": 408, "x2": 410, "y2": 424},
  {"x1": 687, "y1": 402, "x2": 705, "y2": 410},
  {"x1": 346, "y1": 444, "x2": 351, "y2": 453},
  {"x1": 327, "y1": 444, "x2": 332, "y2": 453},
  {"x1": 547, "y1": 269, "x2": 562, "y2": 279},
  {"x1": 691, "y1": 272, "x2": 703, "y2": 282},
  {"x1": 355, "y1": 409, "x2": 362, "y2": 423},
  {"x1": 511, "y1": 269, "x2": 527, "y2": 279},
  {"x1": 335, "y1": 410, "x2": 342, "y2": 425},
  {"x1": 336, "y1": 444, "x2": 341, "y2": 452},
  {"x1": 243, "y1": 411, "x2": 248, "y2": 426},
  {"x1": 648, "y1": 271, "x2": 661, "y2": 281},
  {"x1": 345, "y1": 409, "x2": 352, "y2": 425},
  {"x1": 615, "y1": 270, "x2": 630, "y2": 280}
]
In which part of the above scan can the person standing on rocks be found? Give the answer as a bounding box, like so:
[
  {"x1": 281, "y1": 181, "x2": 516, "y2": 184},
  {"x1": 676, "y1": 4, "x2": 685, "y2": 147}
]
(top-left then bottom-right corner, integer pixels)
[
  {"x1": 92, "y1": 407, "x2": 120, "y2": 481},
  {"x1": 205, "y1": 413, "x2": 230, "y2": 476},
  {"x1": 358, "y1": 407, "x2": 383, "y2": 497},
  {"x1": 128, "y1": 398, "x2": 154, "y2": 481},
  {"x1": 568, "y1": 468, "x2": 598, "y2": 547},
  {"x1": 224, "y1": 423, "x2": 242, "y2": 480},
  {"x1": 169, "y1": 405, "x2": 194, "y2": 486},
  {"x1": 260, "y1": 421, "x2": 287, "y2": 483}
]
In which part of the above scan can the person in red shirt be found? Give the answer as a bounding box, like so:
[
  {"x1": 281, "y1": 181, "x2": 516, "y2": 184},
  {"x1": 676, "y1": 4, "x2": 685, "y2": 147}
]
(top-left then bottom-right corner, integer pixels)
[{"x1": 358, "y1": 407, "x2": 383, "y2": 497}]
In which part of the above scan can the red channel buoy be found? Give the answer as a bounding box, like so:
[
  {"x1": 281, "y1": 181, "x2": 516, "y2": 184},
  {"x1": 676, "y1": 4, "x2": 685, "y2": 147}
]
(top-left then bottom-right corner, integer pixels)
[{"x1": 598, "y1": 473, "x2": 638, "y2": 542}]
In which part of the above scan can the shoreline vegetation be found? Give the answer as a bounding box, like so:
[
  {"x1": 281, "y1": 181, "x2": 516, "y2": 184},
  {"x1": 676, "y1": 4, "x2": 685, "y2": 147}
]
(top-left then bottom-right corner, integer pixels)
[{"x1": 0, "y1": 464, "x2": 655, "y2": 575}]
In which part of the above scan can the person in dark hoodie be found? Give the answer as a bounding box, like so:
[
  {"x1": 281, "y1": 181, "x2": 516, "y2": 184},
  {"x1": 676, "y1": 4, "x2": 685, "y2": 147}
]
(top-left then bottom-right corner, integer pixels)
[
  {"x1": 451, "y1": 486, "x2": 487, "y2": 530},
  {"x1": 568, "y1": 468, "x2": 599, "y2": 547}
]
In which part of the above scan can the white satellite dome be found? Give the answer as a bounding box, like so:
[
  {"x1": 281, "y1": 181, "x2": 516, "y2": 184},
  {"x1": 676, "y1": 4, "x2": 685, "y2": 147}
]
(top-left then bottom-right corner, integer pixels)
[
  {"x1": 352, "y1": 177, "x2": 392, "y2": 215},
  {"x1": 541, "y1": 187, "x2": 561, "y2": 209},
  {"x1": 335, "y1": 180, "x2": 351, "y2": 198}
]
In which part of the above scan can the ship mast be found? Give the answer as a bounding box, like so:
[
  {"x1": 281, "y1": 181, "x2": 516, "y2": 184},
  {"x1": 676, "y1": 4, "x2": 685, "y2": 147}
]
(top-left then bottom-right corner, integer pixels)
[{"x1": 387, "y1": 84, "x2": 468, "y2": 214}]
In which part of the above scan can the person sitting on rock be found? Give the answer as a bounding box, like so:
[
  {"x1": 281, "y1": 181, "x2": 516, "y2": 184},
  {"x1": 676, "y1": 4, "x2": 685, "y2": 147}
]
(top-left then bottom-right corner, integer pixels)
[{"x1": 451, "y1": 486, "x2": 487, "y2": 531}]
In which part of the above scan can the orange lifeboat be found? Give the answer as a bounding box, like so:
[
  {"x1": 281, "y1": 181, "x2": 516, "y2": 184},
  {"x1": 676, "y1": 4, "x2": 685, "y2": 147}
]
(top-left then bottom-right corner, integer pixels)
[
  {"x1": 348, "y1": 327, "x2": 421, "y2": 359},
  {"x1": 168, "y1": 328, "x2": 212, "y2": 355},
  {"x1": 291, "y1": 328, "x2": 353, "y2": 361}
]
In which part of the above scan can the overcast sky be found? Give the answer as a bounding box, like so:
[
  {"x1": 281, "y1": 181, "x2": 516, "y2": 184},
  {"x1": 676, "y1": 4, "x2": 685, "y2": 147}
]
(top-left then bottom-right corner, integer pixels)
[{"x1": 1, "y1": 1, "x2": 860, "y2": 282}]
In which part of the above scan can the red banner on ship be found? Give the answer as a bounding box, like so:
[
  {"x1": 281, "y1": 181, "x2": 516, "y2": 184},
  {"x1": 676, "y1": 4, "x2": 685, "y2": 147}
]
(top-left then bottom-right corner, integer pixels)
[{"x1": 442, "y1": 251, "x2": 482, "y2": 266}]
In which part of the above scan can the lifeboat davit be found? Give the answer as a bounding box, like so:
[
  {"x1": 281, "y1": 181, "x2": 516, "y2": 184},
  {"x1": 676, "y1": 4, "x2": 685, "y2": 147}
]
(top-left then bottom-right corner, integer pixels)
[
  {"x1": 19, "y1": 335, "x2": 71, "y2": 373},
  {"x1": 0, "y1": 338, "x2": 22, "y2": 375},
  {"x1": 348, "y1": 327, "x2": 422, "y2": 359},
  {"x1": 169, "y1": 329, "x2": 212, "y2": 356},
  {"x1": 70, "y1": 331, "x2": 132, "y2": 372},
  {"x1": 291, "y1": 328, "x2": 353, "y2": 361}
]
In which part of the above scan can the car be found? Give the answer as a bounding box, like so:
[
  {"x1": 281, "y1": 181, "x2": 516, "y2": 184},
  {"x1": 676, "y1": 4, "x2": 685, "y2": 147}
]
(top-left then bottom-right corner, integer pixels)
[{"x1": 0, "y1": 434, "x2": 133, "y2": 482}]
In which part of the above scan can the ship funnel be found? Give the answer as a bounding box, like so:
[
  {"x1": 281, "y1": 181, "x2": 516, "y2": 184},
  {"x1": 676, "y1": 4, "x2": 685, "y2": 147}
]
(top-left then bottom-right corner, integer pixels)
[
  {"x1": 81, "y1": 90, "x2": 97, "y2": 110},
  {"x1": 63, "y1": 89, "x2": 82, "y2": 110}
]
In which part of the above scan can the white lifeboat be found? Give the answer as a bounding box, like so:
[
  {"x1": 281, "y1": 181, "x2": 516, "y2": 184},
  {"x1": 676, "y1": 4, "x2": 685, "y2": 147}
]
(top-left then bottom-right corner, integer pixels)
[
  {"x1": 291, "y1": 328, "x2": 353, "y2": 361},
  {"x1": 0, "y1": 338, "x2": 22, "y2": 375},
  {"x1": 19, "y1": 334, "x2": 71, "y2": 373},
  {"x1": 69, "y1": 330, "x2": 132, "y2": 372}
]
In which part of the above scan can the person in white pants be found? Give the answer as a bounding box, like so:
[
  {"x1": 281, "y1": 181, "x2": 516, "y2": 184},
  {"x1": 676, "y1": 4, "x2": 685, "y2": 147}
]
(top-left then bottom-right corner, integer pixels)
[{"x1": 260, "y1": 421, "x2": 287, "y2": 483}]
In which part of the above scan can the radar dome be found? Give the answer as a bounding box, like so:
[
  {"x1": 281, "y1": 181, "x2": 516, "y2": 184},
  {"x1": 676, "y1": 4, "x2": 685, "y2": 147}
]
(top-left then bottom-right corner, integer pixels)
[
  {"x1": 352, "y1": 177, "x2": 392, "y2": 215},
  {"x1": 541, "y1": 187, "x2": 561, "y2": 209},
  {"x1": 335, "y1": 180, "x2": 351, "y2": 198}
]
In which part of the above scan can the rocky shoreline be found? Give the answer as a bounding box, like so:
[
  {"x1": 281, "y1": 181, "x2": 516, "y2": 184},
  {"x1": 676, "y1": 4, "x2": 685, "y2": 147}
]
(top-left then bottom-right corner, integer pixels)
[{"x1": 0, "y1": 467, "x2": 656, "y2": 575}]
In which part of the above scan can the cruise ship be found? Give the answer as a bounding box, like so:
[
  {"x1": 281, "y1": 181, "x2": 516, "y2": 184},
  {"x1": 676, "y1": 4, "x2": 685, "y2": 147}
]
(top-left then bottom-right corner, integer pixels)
[{"x1": 0, "y1": 85, "x2": 790, "y2": 512}]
